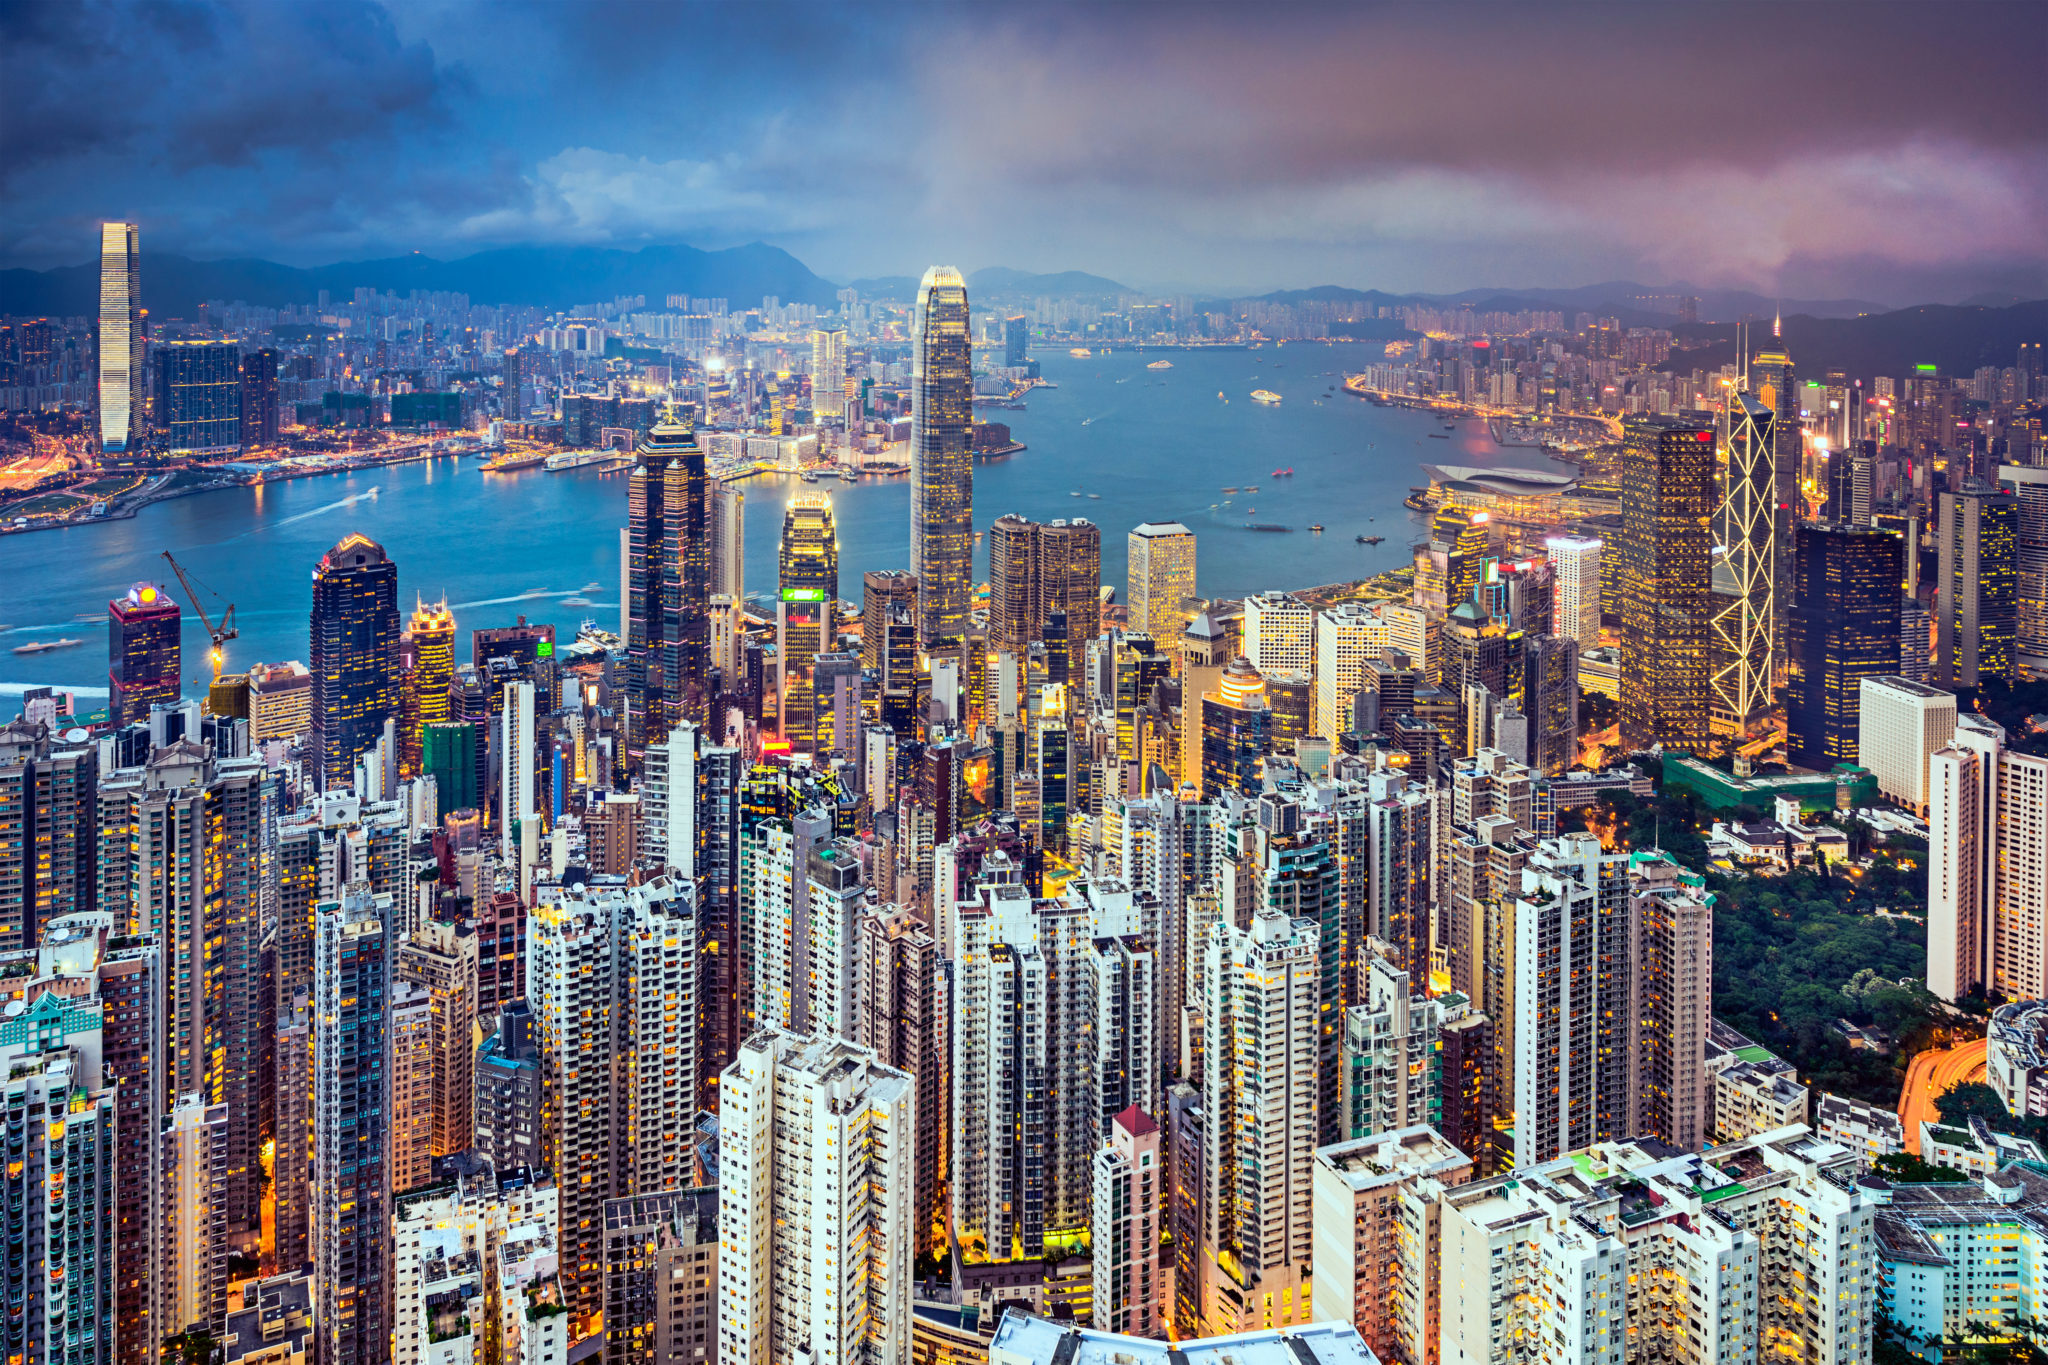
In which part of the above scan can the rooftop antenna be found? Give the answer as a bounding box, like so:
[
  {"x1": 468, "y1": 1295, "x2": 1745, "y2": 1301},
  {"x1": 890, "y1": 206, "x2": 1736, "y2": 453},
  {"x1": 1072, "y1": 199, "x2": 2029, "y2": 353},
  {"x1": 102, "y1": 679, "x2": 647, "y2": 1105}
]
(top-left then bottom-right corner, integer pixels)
[{"x1": 1772, "y1": 301, "x2": 1782, "y2": 340}]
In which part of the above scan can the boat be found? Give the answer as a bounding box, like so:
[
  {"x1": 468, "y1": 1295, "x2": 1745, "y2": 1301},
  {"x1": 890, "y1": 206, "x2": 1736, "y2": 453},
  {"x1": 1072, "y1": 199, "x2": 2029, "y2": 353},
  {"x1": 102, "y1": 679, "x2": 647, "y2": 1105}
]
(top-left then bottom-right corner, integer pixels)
[
  {"x1": 1250, "y1": 390, "x2": 1282, "y2": 405},
  {"x1": 1309, "y1": 524, "x2": 1324, "y2": 533},
  {"x1": 482, "y1": 452, "x2": 547, "y2": 472},
  {"x1": 1070, "y1": 490, "x2": 1083, "y2": 497},
  {"x1": 1244, "y1": 523, "x2": 1293, "y2": 532},
  {"x1": 1271, "y1": 467, "x2": 1294, "y2": 477},
  {"x1": 1081, "y1": 417, "x2": 1094, "y2": 426},
  {"x1": 1427, "y1": 432, "x2": 1451, "y2": 439},
  {"x1": 560, "y1": 597, "x2": 594, "y2": 608},
  {"x1": 1245, "y1": 486, "x2": 1260, "y2": 494},
  {"x1": 1443, "y1": 422, "x2": 1456, "y2": 430},
  {"x1": 1218, "y1": 391, "x2": 1226, "y2": 400},
  {"x1": 1221, "y1": 487, "x2": 1239, "y2": 494},
  {"x1": 71, "y1": 612, "x2": 101, "y2": 622},
  {"x1": 1069, "y1": 347, "x2": 1093, "y2": 358},
  {"x1": 13, "y1": 638, "x2": 81, "y2": 655},
  {"x1": 1358, "y1": 535, "x2": 1385, "y2": 545},
  {"x1": 1147, "y1": 360, "x2": 1173, "y2": 370},
  {"x1": 1087, "y1": 493, "x2": 1101, "y2": 499}
]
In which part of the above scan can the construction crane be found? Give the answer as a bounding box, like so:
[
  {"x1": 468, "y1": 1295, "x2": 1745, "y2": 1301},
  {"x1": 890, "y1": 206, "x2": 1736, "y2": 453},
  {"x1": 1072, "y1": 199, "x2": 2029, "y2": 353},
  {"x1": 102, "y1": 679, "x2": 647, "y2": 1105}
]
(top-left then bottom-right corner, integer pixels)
[{"x1": 160, "y1": 550, "x2": 239, "y2": 683}]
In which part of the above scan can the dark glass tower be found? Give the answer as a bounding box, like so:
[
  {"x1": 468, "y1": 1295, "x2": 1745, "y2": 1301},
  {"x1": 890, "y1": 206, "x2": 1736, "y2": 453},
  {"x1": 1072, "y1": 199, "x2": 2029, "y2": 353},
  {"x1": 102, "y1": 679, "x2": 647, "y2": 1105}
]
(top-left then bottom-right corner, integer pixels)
[
  {"x1": 108, "y1": 579, "x2": 182, "y2": 724},
  {"x1": 1935, "y1": 481, "x2": 2019, "y2": 690},
  {"x1": 777, "y1": 491, "x2": 839, "y2": 751},
  {"x1": 309, "y1": 534, "x2": 400, "y2": 791},
  {"x1": 1618, "y1": 419, "x2": 1716, "y2": 752},
  {"x1": 155, "y1": 339, "x2": 243, "y2": 454},
  {"x1": 1786, "y1": 523, "x2": 1902, "y2": 769},
  {"x1": 240, "y1": 347, "x2": 279, "y2": 447},
  {"x1": 625, "y1": 424, "x2": 677, "y2": 745},
  {"x1": 655, "y1": 407, "x2": 712, "y2": 730},
  {"x1": 910, "y1": 266, "x2": 972, "y2": 650}
]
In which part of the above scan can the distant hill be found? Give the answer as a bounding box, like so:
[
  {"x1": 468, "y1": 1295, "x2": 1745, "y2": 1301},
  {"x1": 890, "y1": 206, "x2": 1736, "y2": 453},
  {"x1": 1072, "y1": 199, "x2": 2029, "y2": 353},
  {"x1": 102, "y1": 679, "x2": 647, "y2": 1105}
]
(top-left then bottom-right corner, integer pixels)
[
  {"x1": 1665, "y1": 301, "x2": 2048, "y2": 380},
  {"x1": 1426, "y1": 281, "x2": 1892, "y2": 323},
  {"x1": 0, "y1": 241, "x2": 840, "y2": 319},
  {"x1": 967, "y1": 267, "x2": 1131, "y2": 298},
  {"x1": 845, "y1": 275, "x2": 920, "y2": 303}
]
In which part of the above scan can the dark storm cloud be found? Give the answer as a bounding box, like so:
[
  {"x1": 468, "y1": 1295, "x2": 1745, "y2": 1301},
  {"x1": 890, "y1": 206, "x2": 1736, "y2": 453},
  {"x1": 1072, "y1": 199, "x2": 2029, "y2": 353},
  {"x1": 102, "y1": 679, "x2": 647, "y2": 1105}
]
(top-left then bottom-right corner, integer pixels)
[{"x1": 1, "y1": 0, "x2": 2042, "y2": 302}]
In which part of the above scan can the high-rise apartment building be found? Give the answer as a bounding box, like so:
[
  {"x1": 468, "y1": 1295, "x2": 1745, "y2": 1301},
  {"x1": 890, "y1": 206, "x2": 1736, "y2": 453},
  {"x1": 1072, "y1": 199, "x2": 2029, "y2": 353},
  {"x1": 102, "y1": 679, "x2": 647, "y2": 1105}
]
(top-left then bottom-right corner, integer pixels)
[
  {"x1": 313, "y1": 885, "x2": 392, "y2": 1365},
  {"x1": 911, "y1": 266, "x2": 973, "y2": 649},
  {"x1": 1313, "y1": 601, "x2": 1391, "y2": 740},
  {"x1": 1092, "y1": 1106, "x2": 1163, "y2": 1338},
  {"x1": 239, "y1": 347, "x2": 279, "y2": 448},
  {"x1": 1337, "y1": 953, "x2": 1458, "y2": 1141},
  {"x1": 709, "y1": 482, "x2": 745, "y2": 602},
  {"x1": 1127, "y1": 522, "x2": 1197, "y2": 641},
  {"x1": 1786, "y1": 523, "x2": 1902, "y2": 769},
  {"x1": 393, "y1": 1165, "x2": 566, "y2": 1365},
  {"x1": 309, "y1": 533, "x2": 400, "y2": 790},
  {"x1": 109, "y1": 580, "x2": 182, "y2": 726},
  {"x1": 396, "y1": 917, "x2": 478, "y2": 1165},
  {"x1": 810, "y1": 327, "x2": 847, "y2": 417},
  {"x1": 1, "y1": 1047, "x2": 117, "y2": 1365},
  {"x1": 718, "y1": 1030, "x2": 913, "y2": 1365},
  {"x1": 1929, "y1": 715, "x2": 2048, "y2": 1002},
  {"x1": 1858, "y1": 676, "x2": 1957, "y2": 813},
  {"x1": 1545, "y1": 534, "x2": 1602, "y2": 647},
  {"x1": 97, "y1": 221, "x2": 142, "y2": 456},
  {"x1": 1618, "y1": 419, "x2": 1716, "y2": 751},
  {"x1": 402, "y1": 597, "x2": 455, "y2": 778},
  {"x1": 777, "y1": 491, "x2": 838, "y2": 750},
  {"x1": 856, "y1": 905, "x2": 944, "y2": 1261},
  {"x1": 0, "y1": 721, "x2": 96, "y2": 953},
  {"x1": 603, "y1": 1186, "x2": 719, "y2": 1365},
  {"x1": 987, "y1": 514, "x2": 1101, "y2": 656},
  {"x1": 155, "y1": 339, "x2": 243, "y2": 454},
  {"x1": 1937, "y1": 481, "x2": 2020, "y2": 689},
  {"x1": 1710, "y1": 393, "x2": 1776, "y2": 731},
  {"x1": 1197, "y1": 909, "x2": 1320, "y2": 1335},
  {"x1": 474, "y1": 1002, "x2": 545, "y2": 1174}
]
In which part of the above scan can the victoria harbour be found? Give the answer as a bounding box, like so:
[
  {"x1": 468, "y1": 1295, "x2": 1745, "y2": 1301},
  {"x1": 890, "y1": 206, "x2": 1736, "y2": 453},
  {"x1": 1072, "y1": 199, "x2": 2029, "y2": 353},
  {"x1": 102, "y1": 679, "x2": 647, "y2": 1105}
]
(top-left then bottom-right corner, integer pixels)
[{"x1": 0, "y1": 342, "x2": 1563, "y2": 696}]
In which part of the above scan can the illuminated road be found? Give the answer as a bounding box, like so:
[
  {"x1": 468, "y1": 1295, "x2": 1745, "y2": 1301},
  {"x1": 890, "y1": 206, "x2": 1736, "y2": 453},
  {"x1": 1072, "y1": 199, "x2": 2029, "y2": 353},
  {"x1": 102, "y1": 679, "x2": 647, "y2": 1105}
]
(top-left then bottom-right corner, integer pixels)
[{"x1": 1900, "y1": 1037, "x2": 1988, "y2": 1154}]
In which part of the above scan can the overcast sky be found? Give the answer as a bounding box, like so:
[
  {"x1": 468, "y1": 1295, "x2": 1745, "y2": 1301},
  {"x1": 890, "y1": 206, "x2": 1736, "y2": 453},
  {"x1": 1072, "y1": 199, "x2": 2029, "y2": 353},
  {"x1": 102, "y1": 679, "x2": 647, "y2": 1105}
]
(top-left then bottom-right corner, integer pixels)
[{"x1": 4, "y1": 0, "x2": 2044, "y2": 303}]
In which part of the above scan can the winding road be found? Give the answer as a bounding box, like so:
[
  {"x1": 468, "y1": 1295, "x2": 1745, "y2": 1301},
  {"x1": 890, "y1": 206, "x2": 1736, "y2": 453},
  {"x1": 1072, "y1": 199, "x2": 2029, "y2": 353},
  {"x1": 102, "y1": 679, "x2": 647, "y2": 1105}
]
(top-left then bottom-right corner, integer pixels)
[{"x1": 1899, "y1": 1038, "x2": 1988, "y2": 1154}]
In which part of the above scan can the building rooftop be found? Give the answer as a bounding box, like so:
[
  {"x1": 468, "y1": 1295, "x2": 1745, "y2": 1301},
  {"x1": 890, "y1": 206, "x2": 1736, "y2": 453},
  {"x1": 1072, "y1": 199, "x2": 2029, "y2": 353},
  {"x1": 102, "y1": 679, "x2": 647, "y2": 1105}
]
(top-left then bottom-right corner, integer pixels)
[
  {"x1": 989, "y1": 1311, "x2": 1379, "y2": 1365},
  {"x1": 1315, "y1": 1125, "x2": 1473, "y2": 1191}
]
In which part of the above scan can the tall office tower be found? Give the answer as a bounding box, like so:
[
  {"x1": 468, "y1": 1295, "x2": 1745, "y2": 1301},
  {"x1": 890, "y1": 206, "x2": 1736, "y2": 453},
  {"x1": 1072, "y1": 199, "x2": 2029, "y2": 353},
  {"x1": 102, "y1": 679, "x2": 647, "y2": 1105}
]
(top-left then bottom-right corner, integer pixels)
[
  {"x1": 1200, "y1": 657, "x2": 1272, "y2": 797},
  {"x1": 500, "y1": 678, "x2": 536, "y2": 860},
  {"x1": 1617, "y1": 420, "x2": 1715, "y2": 751},
  {"x1": 708, "y1": 482, "x2": 745, "y2": 602},
  {"x1": 810, "y1": 326, "x2": 847, "y2": 416},
  {"x1": 910, "y1": 265, "x2": 973, "y2": 649},
  {"x1": 707, "y1": 593, "x2": 741, "y2": 683},
  {"x1": 1092, "y1": 1106, "x2": 1164, "y2": 1338},
  {"x1": 1440, "y1": 600, "x2": 1521, "y2": 757},
  {"x1": 1786, "y1": 524, "x2": 1903, "y2": 769},
  {"x1": 313, "y1": 885, "x2": 391, "y2": 1365},
  {"x1": 155, "y1": 339, "x2": 243, "y2": 454},
  {"x1": 474, "y1": 1002, "x2": 544, "y2": 1173},
  {"x1": 393, "y1": 1167, "x2": 566, "y2": 1365},
  {"x1": 1243, "y1": 591, "x2": 1315, "y2": 677},
  {"x1": 1180, "y1": 613, "x2": 1227, "y2": 789},
  {"x1": 529, "y1": 875, "x2": 699, "y2": 1327},
  {"x1": 502, "y1": 346, "x2": 527, "y2": 418},
  {"x1": 603, "y1": 1187, "x2": 719, "y2": 1365},
  {"x1": 239, "y1": 347, "x2": 279, "y2": 447},
  {"x1": 1750, "y1": 341, "x2": 1801, "y2": 635},
  {"x1": 0, "y1": 722, "x2": 96, "y2": 952},
  {"x1": 1929, "y1": 715, "x2": 2048, "y2": 1002},
  {"x1": 402, "y1": 597, "x2": 455, "y2": 778},
  {"x1": 625, "y1": 422, "x2": 678, "y2": 745},
  {"x1": 1128, "y1": 522, "x2": 1197, "y2": 640},
  {"x1": 777, "y1": 491, "x2": 838, "y2": 749},
  {"x1": 652, "y1": 408, "x2": 714, "y2": 729},
  {"x1": 1198, "y1": 909, "x2": 1320, "y2": 1335},
  {"x1": 862, "y1": 569, "x2": 919, "y2": 674},
  {"x1": 1337, "y1": 953, "x2": 1456, "y2": 1140},
  {"x1": 395, "y1": 917, "x2": 478, "y2": 1163},
  {"x1": 856, "y1": 905, "x2": 944, "y2": 1261},
  {"x1": 1859, "y1": 676, "x2": 1958, "y2": 814},
  {"x1": 987, "y1": 514, "x2": 1102, "y2": 655},
  {"x1": 2001, "y1": 464, "x2": 2048, "y2": 676},
  {"x1": 1309, "y1": 1127, "x2": 1475, "y2": 1365},
  {"x1": 718, "y1": 1030, "x2": 913, "y2": 1365},
  {"x1": 1711, "y1": 393, "x2": 1777, "y2": 732},
  {"x1": 1004, "y1": 314, "x2": 1029, "y2": 367},
  {"x1": 108, "y1": 580, "x2": 182, "y2": 725},
  {"x1": 309, "y1": 533, "x2": 400, "y2": 791},
  {"x1": 1415, "y1": 506, "x2": 1491, "y2": 614},
  {"x1": 0, "y1": 1046, "x2": 117, "y2": 1365},
  {"x1": 1311, "y1": 601, "x2": 1389, "y2": 739},
  {"x1": 1936, "y1": 481, "x2": 2020, "y2": 689},
  {"x1": 1522, "y1": 634, "x2": 1580, "y2": 776},
  {"x1": 1545, "y1": 534, "x2": 1602, "y2": 647},
  {"x1": 97, "y1": 221, "x2": 142, "y2": 456}
]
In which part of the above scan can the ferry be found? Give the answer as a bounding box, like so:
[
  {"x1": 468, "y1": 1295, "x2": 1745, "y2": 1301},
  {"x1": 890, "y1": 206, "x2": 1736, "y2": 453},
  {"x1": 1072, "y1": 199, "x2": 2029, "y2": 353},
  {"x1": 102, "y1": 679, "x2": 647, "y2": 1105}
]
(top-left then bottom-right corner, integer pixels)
[
  {"x1": 1272, "y1": 467, "x2": 1294, "y2": 477},
  {"x1": 1245, "y1": 486, "x2": 1260, "y2": 494},
  {"x1": 1250, "y1": 389, "x2": 1282, "y2": 405},
  {"x1": 1309, "y1": 524, "x2": 1324, "y2": 533},
  {"x1": 1221, "y1": 487, "x2": 1239, "y2": 494},
  {"x1": 1358, "y1": 535, "x2": 1385, "y2": 545},
  {"x1": 1147, "y1": 359, "x2": 1173, "y2": 370},
  {"x1": 1069, "y1": 347, "x2": 1093, "y2": 358},
  {"x1": 1244, "y1": 523, "x2": 1292, "y2": 532},
  {"x1": 482, "y1": 451, "x2": 548, "y2": 472},
  {"x1": 1427, "y1": 432, "x2": 1451, "y2": 439},
  {"x1": 13, "y1": 638, "x2": 81, "y2": 655},
  {"x1": 545, "y1": 450, "x2": 605, "y2": 471}
]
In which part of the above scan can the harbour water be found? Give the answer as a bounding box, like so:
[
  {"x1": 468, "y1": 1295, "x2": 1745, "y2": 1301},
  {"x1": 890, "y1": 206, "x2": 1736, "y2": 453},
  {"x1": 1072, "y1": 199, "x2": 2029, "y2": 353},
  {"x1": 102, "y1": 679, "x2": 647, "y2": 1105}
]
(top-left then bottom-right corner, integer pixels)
[{"x1": 0, "y1": 342, "x2": 1565, "y2": 697}]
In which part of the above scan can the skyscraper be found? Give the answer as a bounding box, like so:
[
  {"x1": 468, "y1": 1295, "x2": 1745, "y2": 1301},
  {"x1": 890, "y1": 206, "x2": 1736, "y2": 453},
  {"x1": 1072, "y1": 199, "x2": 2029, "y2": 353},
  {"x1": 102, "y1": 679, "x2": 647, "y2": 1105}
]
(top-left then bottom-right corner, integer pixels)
[
  {"x1": 1128, "y1": 522, "x2": 1197, "y2": 641},
  {"x1": 810, "y1": 327, "x2": 847, "y2": 419},
  {"x1": 401, "y1": 597, "x2": 454, "y2": 778},
  {"x1": 625, "y1": 422, "x2": 676, "y2": 743},
  {"x1": 313, "y1": 885, "x2": 391, "y2": 1365},
  {"x1": 656, "y1": 407, "x2": 713, "y2": 729},
  {"x1": 108, "y1": 579, "x2": 182, "y2": 725},
  {"x1": 1750, "y1": 342, "x2": 1801, "y2": 636},
  {"x1": 1617, "y1": 420, "x2": 1715, "y2": 751},
  {"x1": 1786, "y1": 524, "x2": 1902, "y2": 769},
  {"x1": 239, "y1": 347, "x2": 279, "y2": 448},
  {"x1": 155, "y1": 339, "x2": 243, "y2": 455},
  {"x1": 910, "y1": 265, "x2": 973, "y2": 650},
  {"x1": 718, "y1": 1030, "x2": 913, "y2": 1365},
  {"x1": 1005, "y1": 314, "x2": 1029, "y2": 367},
  {"x1": 1936, "y1": 481, "x2": 2020, "y2": 690},
  {"x1": 97, "y1": 221, "x2": 142, "y2": 456},
  {"x1": 1201, "y1": 656, "x2": 1271, "y2": 797},
  {"x1": 777, "y1": 491, "x2": 838, "y2": 750},
  {"x1": 2004, "y1": 464, "x2": 2048, "y2": 676},
  {"x1": 1928, "y1": 715, "x2": 2048, "y2": 1003},
  {"x1": 1093, "y1": 1106, "x2": 1164, "y2": 1338},
  {"x1": 987, "y1": 513, "x2": 1102, "y2": 655},
  {"x1": 1710, "y1": 393, "x2": 1776, "y2": 732},
  {"x1": 308, "y1": 534, "x2": 400, "y2": 791},
  {"x1": 1545, "y1": 534, "x2": 1602, "y2": 648}
]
